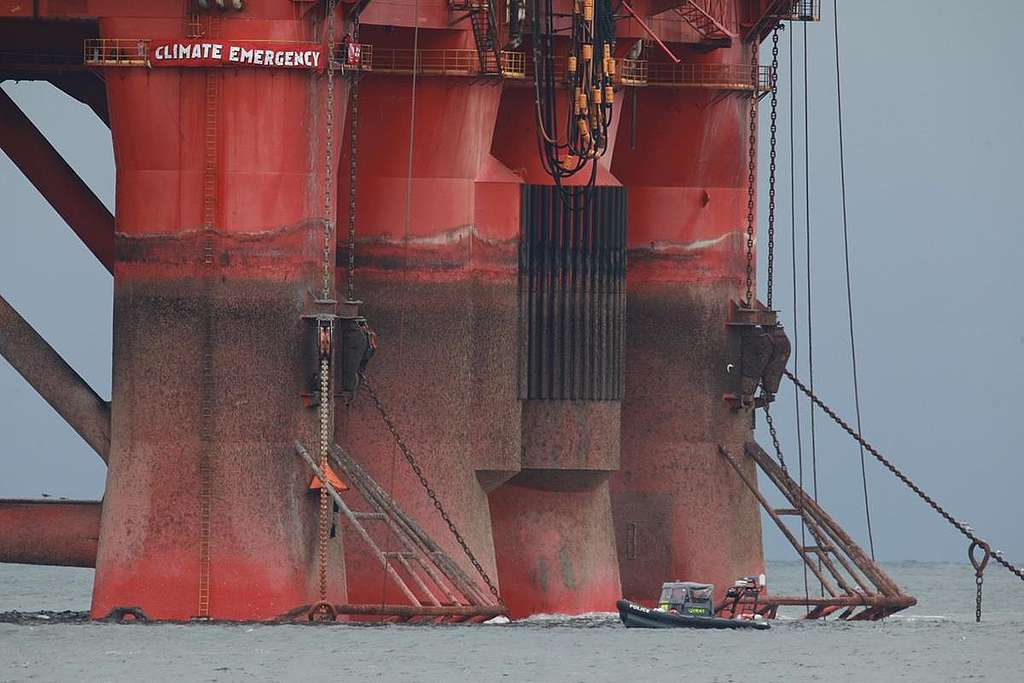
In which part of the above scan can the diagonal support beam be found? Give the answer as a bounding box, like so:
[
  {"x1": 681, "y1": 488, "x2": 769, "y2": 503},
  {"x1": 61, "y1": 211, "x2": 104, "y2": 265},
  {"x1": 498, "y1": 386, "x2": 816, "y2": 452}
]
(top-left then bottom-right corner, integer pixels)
[
  {"x1": 0, "y1": 295, "x2": 110, "y2": 463},
  {"x1": 0, "y1": 89, "x2": 114, "y2": 273}
]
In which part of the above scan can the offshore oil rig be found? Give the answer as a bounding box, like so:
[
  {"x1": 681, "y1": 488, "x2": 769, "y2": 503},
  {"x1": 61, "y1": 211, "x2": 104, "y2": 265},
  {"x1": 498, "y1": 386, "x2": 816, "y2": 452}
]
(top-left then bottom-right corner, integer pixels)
[{"x1": 1, "y1": 0, "x2": 950, "y2": 622}]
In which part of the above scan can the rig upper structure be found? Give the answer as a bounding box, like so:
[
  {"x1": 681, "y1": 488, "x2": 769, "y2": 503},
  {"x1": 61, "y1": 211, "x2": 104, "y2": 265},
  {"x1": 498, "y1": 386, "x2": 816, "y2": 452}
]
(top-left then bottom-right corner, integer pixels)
[{"x1": 2, "y1": 1, "x2": 916, "y2": 623}]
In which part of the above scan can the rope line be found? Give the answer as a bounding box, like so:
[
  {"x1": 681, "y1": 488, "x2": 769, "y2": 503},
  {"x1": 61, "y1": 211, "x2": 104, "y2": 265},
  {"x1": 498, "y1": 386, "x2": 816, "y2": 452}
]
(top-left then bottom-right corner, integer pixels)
[
  {"x1": 801, "y1": 19, "x2": 822, "y2": 598},
  {"x1": 788, "y1": 21, "x2": 809, "y2": 613},
  {"x1": 831, "y1": 0, "x2": 875, "y2": 562}
]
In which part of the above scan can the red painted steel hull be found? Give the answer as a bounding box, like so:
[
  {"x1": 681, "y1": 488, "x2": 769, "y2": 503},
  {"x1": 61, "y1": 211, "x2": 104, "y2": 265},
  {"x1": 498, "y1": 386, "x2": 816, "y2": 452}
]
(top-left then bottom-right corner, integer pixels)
[
  {"x1": 90, "y1": 9, "x2": 348, "y2": 621},
  {"x1": 1, "y1": 0, "x2": 771, "y2": 620},
  {"x1": 609, "y1": 79, "x2": 766, "y2": 603}
]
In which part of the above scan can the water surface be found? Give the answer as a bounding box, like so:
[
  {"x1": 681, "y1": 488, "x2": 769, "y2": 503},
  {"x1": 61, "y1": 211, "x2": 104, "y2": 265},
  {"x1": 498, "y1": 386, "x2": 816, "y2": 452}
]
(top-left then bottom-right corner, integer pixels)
[{"x1": 1, "y1": 561, "x2": 1022, "y2": 681}]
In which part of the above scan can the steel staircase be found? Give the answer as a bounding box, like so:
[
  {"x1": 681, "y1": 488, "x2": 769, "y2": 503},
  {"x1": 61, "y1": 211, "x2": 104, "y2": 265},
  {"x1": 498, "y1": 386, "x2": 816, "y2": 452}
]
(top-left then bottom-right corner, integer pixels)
[
  {"x1": 674, "y1": 1, "x2": 736, "y2": 48},
  {"x1": 717, "y1": 442, "x2": 916, "y2": 621},
  {"x1": 451, "y1": 0, "x2": 502, "y2": 75},
  {"x1": 293, "y1": 441, "x2": 504, "y2": 621}
]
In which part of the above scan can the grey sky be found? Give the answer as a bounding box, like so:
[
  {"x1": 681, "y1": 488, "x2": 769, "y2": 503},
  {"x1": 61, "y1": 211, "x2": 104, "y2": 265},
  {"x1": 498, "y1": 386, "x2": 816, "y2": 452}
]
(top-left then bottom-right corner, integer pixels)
[{"x1": 2, "y1": 0, "x2": 1022, "y2": 564}]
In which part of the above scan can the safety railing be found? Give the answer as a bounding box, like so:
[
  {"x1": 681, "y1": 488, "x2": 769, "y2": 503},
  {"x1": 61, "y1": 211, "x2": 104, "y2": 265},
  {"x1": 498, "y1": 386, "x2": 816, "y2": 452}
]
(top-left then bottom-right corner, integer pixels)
[
  {"x1": 618, "y1": 58, "x2": 648, "y2": 86},
  {"x1": 783, "y1": 0, "x2": 821, "y2": 21},
  {"x1": 335, "y1": 45, "x2": 525, "y2": 79},
  {"x1": 83, "y1": 39, "x2": 150, "y2": 66},
  {"x1": 644, "y1": 62, "x2": 772, "y2": 92},
  {"x1": 500, "y1": 51, "x2": 526, "y2": 79},
  {"x1": 526, "y1": 57, "x2": 768, "y2": 92}
]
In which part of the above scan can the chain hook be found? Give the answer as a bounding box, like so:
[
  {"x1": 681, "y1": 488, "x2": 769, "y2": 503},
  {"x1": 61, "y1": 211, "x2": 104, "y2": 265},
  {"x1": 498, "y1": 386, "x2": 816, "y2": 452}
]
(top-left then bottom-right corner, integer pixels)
[{"x1": 968, "y1": 540, "x2": 990, "y2": 623}]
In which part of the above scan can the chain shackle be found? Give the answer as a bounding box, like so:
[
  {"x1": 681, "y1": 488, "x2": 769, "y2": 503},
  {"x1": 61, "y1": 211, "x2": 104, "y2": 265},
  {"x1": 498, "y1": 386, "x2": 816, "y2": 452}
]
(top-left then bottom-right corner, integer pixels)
[{"x1": 969, "y1": 540, "x2": 990, "y2": 623}]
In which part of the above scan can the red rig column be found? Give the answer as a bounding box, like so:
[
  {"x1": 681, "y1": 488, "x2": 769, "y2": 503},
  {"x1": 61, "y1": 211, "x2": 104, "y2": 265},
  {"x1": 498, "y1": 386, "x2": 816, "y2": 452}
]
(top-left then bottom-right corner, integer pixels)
[
  {"x1": 91, "y1": 8, "x2": 348, "y2": 621},
  {"x1": 486, "y1": 83, "x2": 625, "y2": 617},
  {"x1": 334, "y1": 25, "x2": 522, "y2": 606},
  {"x1": 609, "y1": 45, "x2": 766, "y2": 605}
]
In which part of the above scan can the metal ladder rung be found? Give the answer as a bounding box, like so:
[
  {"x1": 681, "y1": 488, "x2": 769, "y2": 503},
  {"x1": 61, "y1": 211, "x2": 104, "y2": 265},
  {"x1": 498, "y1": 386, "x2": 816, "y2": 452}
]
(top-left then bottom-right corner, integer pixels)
[
  {"x1": 775, "y1": 508, "x2": 803, "y2": 515},
  {"x1": 352, "y1": 511, "x2": 387, "y2": 520}
]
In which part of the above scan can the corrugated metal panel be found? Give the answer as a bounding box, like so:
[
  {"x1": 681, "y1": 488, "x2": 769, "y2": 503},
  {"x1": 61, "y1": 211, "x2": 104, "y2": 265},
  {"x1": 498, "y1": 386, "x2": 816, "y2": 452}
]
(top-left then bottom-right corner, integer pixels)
[{"x1": 518, "y1": 185, "x2": 627, "y2": 401}]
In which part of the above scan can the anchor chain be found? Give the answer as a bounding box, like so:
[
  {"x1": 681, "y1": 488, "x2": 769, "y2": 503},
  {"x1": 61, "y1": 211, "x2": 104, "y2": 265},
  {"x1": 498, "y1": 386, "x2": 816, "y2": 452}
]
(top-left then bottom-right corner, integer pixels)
[
  {"x1": 766, "y1": 24, "x2": 781, "y2": 309},
  {"x1": 322, "y1": 0, "x2": 338, "y2": 302},
  {"x1": 784, "y1": 369, "x2": 1024, "y2": 589},
  {"x1": 314, "y1": 0, "x2": 339, "y2": 612},
  {"x1": 318, "y1": 356, "x2": 331, "y2": 602},
  {"x1": 744, "y1": 38, "x2": 759, "y2": 308},
  {"x1": 345, "y1": 16, "x2": 360, "y2": 301},
  {"x1": 361, "y1": 378, "x2": 504, "y2": 606},
  {"x1": 762, "y1": 400, "x2": 787, "y2": 474}
]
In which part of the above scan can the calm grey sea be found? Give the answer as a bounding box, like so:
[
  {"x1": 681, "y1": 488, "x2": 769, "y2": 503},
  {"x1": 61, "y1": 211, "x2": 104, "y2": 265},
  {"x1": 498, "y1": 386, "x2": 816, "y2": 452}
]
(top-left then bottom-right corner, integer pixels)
[{"x1": 1, "y1": 561, "x2": 1022, "y2": 682}]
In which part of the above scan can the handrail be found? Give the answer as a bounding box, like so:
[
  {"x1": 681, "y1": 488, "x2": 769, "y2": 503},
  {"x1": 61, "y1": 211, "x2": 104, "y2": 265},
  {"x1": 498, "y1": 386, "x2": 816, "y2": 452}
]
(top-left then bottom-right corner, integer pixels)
[
  {"x1": 78, "y1": 38, "x2": 766, "y2": 92},
  {"x1": 530, "y1": 56, "x2": 771, "y2": 92},
  {"x1": 83, "y1": 38, "x2": 150, "y2": 66},
  {"x1": 335, "y1": 45, "x2": 526, "y2": 79}
]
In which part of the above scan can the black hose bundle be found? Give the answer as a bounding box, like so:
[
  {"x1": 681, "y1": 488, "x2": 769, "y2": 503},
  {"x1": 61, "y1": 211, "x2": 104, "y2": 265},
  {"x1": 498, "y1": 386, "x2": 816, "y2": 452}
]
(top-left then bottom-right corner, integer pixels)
[{"x1": 530, "y1": 0, "x2": 616, "y2": 201}]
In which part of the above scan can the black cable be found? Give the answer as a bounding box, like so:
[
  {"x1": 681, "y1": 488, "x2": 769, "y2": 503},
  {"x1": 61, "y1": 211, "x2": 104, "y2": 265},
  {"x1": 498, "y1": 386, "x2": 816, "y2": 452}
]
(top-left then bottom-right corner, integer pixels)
[
  {"x1": 789, "y1": 21, "x2": 809, "y2": 614},
  {"x1": 529, "y1": 0, "x2": 611, "y2": 207},
  {"x1": 832, "y1": 0, "x2": 875, "y2": 562},
  {"x1": 802, "y1": 18, "x2": 822, "y2": 599}
]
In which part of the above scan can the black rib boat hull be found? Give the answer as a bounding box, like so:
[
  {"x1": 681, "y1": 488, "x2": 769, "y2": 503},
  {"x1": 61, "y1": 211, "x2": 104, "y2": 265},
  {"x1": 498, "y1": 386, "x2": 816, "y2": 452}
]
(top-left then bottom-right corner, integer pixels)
[{"x1": 616, "y1": 600, "x2": 770, "y2": 630}]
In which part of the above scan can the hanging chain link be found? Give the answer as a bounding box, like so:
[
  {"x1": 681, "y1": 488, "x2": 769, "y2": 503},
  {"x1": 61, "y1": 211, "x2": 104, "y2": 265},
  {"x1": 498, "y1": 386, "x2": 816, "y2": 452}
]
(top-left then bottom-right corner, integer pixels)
[
  {"x1": 744, "y1": 38, "x2": 759, "y2": 308},
  {"x1": 762, "y1": 400, "x2": 787, "y2": 474},
  {"x1": 321, "y1": 1, "x2": 338, "y2": 301},
  {"x1": 785, "y1": 369, "x2": 1024, "y2": 588},
  {"x1": 362, "y1": 378, "x2": 504, "y2": 606},
  {"x1": 968, "y1": 540, "x2": 990, "y2": 622},
  {"x1": 345, "y1": 17, "x2": 360, "y2": 302},
  {"x1": 318, "y1": 357, "x2": 331, "y2": 601},
  {"x1": 976, "y1": 571, "x2": 984, "y2": 623},
  {"x1": 766, "y1": 24, "x2": 781, "y2": 309},
  {"x1": 316, "y1": 0, "x2": 339, "y2": 606}
]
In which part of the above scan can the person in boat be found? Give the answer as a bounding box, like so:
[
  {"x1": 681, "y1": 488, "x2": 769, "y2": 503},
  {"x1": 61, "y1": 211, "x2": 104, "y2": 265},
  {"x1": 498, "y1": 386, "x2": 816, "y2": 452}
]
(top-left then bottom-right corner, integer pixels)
[{"x1": 657, "y1": 582, "x2": 714, "y2": 616}]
